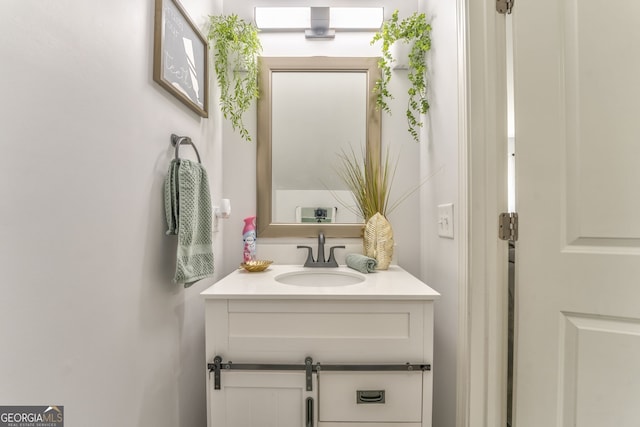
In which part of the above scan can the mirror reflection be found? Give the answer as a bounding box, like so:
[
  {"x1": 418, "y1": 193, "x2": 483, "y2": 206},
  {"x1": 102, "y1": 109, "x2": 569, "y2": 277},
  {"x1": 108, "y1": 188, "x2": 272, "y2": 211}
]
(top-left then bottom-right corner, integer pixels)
[
  {"x1": 272, "y1": 71, "x2": 366, "y2": 224},
  {"x1": 257, "y1": 57, "x2": 381, "y2": 238}
]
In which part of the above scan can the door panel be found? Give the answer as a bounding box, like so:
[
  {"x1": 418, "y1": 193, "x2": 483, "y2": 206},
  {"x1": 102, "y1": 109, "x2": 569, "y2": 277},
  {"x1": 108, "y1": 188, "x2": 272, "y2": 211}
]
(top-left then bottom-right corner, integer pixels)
[
  {"x1": 562, "y1": 0, "x2": 640, "y2": 243},
  {"x1": 560, "y1": 314, "x2": 640, "y2": 427},
  {"x1": 513, "y1": 0, "x2": 640, "y2": 425}
]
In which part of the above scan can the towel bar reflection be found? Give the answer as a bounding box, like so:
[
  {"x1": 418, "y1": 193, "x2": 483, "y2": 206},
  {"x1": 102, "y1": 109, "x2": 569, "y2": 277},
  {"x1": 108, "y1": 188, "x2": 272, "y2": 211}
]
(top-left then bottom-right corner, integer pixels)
[{"x1": 171, "y1": 133, "x2": 201, "y2": 163}]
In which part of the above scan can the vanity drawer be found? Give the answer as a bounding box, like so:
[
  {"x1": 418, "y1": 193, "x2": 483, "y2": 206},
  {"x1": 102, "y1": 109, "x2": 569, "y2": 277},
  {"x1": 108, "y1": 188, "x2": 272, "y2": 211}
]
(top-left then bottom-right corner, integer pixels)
[
  {"x1": 223, "y1": 300, "x2": 432, "y2": 363},
  {"x1": 318, "y1": 372, "x2": 423, "y2": 423}
]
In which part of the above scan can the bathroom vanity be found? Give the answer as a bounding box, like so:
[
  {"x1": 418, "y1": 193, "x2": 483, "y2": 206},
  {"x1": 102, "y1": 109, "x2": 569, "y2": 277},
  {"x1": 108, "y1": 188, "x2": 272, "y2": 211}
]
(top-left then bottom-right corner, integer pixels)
[{"x1": 201, "y1": 265, "x2": 439, "y2": 427}]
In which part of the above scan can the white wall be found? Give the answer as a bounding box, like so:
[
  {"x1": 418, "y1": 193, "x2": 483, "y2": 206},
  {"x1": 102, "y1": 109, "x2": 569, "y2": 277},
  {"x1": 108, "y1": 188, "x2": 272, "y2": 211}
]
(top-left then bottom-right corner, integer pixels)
[
  {"x1": 420, "y1": 1, "x2": 460, "y2": 427},
  {"x1": 0, "y1": 1, "x2": 221, "y2": 426}
]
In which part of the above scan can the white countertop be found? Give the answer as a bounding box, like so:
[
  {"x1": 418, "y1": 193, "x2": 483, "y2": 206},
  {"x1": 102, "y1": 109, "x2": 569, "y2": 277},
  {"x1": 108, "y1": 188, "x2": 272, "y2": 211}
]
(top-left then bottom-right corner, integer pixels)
[{"x1": 200, "y1": 264, "x2": 440, "y2": 300}]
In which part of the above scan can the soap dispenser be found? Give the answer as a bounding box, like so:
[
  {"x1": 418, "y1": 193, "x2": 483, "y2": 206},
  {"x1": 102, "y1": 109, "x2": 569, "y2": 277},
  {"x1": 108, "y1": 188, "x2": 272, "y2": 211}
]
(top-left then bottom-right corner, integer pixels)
[{"x1": 242, "y1": 216, "x2": 257, "y2": 262}]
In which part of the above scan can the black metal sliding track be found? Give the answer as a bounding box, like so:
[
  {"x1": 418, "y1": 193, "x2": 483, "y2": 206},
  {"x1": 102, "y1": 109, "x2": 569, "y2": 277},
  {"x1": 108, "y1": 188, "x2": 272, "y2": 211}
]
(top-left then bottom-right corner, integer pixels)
[{"x1": 208, "y1": 356, "x2": 431, "y2": 391}]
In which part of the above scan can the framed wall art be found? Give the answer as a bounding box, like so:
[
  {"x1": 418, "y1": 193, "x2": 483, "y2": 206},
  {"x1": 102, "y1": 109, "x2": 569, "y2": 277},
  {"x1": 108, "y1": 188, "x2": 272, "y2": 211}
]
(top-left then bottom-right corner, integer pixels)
[{"x1": 153, "y1": 0, "x2": 209, "y2": 117}]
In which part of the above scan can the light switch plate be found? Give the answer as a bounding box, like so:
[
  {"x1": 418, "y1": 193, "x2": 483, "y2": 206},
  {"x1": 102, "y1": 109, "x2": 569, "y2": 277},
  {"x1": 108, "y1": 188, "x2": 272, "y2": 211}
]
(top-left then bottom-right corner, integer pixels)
[{"x1": 437, "y1": 203, "x2": 454, "y2": 239}]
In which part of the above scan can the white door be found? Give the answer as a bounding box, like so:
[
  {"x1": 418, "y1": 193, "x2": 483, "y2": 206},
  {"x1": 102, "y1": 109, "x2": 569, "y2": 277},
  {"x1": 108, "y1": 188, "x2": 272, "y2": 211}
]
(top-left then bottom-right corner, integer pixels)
[{"x1": 512, "y1": 0, "x2": 640, "y2": 426}]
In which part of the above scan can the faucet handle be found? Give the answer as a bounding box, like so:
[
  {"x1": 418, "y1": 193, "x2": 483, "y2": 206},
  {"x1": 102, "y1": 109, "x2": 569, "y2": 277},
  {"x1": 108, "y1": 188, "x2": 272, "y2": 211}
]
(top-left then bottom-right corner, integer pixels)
[
  {"x1": 327, "y1": 245, "x2": 346, "y2": 267},
  {"x1": 297, "y1": 245, "x2": 315, "y2": 267}
]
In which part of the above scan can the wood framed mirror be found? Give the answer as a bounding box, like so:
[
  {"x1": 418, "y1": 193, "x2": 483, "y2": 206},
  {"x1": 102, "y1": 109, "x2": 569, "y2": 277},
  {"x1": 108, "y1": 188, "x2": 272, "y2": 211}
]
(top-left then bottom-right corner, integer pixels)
[{"x1": 256, "y1": 57, "x2": 381, "y2": 238}]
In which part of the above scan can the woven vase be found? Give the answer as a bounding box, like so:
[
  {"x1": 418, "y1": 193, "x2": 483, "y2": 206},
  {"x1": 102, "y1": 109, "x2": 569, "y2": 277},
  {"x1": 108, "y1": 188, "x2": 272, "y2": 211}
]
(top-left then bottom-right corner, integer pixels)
[{"x1": 363, "y1": 212, "x2": 394, "y2": 270}]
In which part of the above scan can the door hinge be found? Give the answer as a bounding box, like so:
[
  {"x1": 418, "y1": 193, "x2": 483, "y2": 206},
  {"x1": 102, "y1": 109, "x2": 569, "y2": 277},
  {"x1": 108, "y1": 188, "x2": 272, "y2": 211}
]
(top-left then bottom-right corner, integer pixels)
[
  {"x1": 496, "y1": 0, "x2": 514, "y2": 14},
  {"x1": 499, "y1": 212, "x2": 518, "y2": 241}
]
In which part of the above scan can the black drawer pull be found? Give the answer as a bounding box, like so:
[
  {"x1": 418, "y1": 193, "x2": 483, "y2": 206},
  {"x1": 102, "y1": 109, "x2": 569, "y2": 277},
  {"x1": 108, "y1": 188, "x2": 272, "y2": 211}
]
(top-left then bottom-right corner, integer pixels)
[{"x1": 357, "y1": 390, "x2": 385, "y2": 404}]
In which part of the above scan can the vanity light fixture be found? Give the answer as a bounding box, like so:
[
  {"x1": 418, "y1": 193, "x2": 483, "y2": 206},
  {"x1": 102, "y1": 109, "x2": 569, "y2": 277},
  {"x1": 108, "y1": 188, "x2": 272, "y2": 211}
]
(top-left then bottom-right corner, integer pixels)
[{"x1": 254, "y1": 6, "x2": 383, "y2": 39}]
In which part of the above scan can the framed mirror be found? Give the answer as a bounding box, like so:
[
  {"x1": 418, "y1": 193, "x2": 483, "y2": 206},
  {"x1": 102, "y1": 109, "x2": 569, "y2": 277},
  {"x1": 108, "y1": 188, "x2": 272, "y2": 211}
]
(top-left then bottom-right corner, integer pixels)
[{"x1": 257, "y1": 57, "x2": 381, "y2": 237}]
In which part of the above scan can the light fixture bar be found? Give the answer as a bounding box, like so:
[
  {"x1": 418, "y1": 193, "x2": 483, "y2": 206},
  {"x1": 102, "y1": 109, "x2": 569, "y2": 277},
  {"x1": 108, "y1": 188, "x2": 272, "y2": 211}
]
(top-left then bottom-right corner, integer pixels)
[
  {"x1": 330, "y1": 8, "x2": 384, "y2": 30},
  {"x1": 254, "y1": 7, "x2": 310, "y2": 30},
  {"x1": 254, "y1": 7, "x2": 383, "y2": 31},
  {"x1": 306, "y1": 7, "x2": 334, "y2": 39}
]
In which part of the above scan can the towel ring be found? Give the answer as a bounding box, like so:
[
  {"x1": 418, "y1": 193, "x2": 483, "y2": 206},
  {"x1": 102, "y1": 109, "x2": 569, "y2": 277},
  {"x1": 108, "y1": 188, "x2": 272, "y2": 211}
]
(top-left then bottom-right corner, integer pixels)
[{"x1": 171, "y1": 134, "x2": 201, "y2": 163}]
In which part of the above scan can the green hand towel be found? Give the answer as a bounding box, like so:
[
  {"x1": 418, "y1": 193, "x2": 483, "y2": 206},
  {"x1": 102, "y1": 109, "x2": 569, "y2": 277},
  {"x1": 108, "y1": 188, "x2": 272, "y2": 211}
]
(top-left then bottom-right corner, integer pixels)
[
  {"x1": 346, "y1": 253, "x2": 377, "y2": 273},
  {"x1": 164, "y1": 159, "x2": 214, "y2": 286}
]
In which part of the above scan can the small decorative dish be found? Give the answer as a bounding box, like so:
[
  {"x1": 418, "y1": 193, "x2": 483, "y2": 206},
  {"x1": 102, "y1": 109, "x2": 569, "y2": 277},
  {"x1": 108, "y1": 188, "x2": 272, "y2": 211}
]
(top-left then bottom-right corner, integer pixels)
[{"x1": 239, "y1": 260, "x2": 273, "y2": 272}]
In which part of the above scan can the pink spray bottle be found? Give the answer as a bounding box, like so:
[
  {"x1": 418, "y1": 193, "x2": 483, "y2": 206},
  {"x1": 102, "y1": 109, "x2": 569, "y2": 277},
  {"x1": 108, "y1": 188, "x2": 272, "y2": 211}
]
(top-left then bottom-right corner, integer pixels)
[{"x1": 242, "y1": 216, "x2": 257, "y2": 263}]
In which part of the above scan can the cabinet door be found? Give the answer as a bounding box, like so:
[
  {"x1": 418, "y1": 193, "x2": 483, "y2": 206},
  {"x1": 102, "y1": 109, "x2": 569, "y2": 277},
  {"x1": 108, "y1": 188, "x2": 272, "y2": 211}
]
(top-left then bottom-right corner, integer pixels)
[{"x1": 209, "y1": 371, "x2": 317, "y2": 427}]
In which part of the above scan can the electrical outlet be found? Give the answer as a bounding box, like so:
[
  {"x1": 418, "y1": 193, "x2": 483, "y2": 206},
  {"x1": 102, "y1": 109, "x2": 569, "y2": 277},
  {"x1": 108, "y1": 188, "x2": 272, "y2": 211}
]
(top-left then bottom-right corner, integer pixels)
[{"x1": 437, "y1": 203, "x2": 454, "y2": 239}]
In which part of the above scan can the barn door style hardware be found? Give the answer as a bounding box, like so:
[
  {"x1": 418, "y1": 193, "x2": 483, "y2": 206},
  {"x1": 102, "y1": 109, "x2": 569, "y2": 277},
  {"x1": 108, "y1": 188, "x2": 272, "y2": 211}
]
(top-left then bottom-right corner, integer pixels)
[
  {"x1": 208, "y1": 356, "x2": 431, "y2": 391},
  {"x1": 499, "y1": 212, "x2": 519, "y2": 241},
  {"x1": 496, "y1": 0, "x2": 514, "y2": 14}
]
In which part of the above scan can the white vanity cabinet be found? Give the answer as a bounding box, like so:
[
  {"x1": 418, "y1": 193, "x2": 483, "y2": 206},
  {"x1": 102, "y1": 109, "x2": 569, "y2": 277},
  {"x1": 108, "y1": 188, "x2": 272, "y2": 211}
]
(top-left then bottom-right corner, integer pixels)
[{"x1": 201, "y1": 265, "x2": 439, "y2": 427}]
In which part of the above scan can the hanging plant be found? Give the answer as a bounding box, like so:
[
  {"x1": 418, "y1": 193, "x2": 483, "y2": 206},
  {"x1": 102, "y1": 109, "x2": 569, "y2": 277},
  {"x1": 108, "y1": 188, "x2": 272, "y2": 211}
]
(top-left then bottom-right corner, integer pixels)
[
  {"x1": 371, "y1": 10, "x2": 432, "y2": 142},
  {"x1": 207, "y1": 14, "x2": 262, "y2": 142}
]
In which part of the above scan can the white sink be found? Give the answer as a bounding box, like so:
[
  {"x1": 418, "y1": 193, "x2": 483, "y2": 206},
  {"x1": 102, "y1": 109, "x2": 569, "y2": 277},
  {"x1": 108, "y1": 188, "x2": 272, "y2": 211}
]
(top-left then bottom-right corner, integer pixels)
[{"x1": 274, "y1": 270, "x2": 365, "y2": 287}]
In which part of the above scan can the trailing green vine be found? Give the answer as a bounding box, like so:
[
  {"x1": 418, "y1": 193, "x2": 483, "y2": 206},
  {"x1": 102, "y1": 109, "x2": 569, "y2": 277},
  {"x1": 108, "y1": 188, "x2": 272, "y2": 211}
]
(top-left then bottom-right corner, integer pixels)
[
  {"x1": 371, "y1": 10, "x2": 432, "y2": 142},
  {"x1": 208, "y1": 14, "x2": 262, "y2": 142}
]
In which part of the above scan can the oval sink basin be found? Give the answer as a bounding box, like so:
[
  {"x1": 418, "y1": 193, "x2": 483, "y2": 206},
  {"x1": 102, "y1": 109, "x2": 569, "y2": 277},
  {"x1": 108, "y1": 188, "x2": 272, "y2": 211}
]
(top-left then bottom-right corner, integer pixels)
[{"x1": 275, "y1": 270, "x2": 365, "y2": 287}]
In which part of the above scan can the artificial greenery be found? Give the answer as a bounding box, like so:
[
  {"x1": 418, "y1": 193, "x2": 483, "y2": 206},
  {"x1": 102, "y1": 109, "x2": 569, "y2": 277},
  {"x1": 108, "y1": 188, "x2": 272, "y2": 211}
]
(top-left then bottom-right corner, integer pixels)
[
  {"x1": 334, "y1": 146, "x2": 441, "y2": 222},
  {"x1": 334, "y1": 147, "x2": 423, "y2": 222},
  {"x1": 207, "y1": 14, "x2": 262, "y2": 142},
  {"x1": 371, "y1": 10, "x2": 432, "y2": 142},
  {"x1": 335, "y1": 147, "x2": 394, "y2": 221}
]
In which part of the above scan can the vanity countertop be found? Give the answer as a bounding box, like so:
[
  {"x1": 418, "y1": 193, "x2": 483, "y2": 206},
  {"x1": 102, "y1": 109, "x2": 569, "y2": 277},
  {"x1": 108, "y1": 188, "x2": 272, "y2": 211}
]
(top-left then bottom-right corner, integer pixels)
[{"x1": 200, "y1": 264, "x2": 440, "y2": 300}]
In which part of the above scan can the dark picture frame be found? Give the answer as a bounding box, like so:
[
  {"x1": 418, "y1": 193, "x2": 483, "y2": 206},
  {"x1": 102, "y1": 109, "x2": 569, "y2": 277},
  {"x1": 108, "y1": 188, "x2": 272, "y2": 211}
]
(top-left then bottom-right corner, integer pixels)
[{"x1": 153, "y1": 0, "x2": 209, "y2": 117}]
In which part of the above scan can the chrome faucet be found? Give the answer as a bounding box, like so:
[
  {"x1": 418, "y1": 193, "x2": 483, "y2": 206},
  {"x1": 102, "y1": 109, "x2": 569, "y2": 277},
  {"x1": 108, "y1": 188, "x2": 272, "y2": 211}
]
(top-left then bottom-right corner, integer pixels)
[{"x1": 297, "y1": 232, "x2": 345, "y2": 267}]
